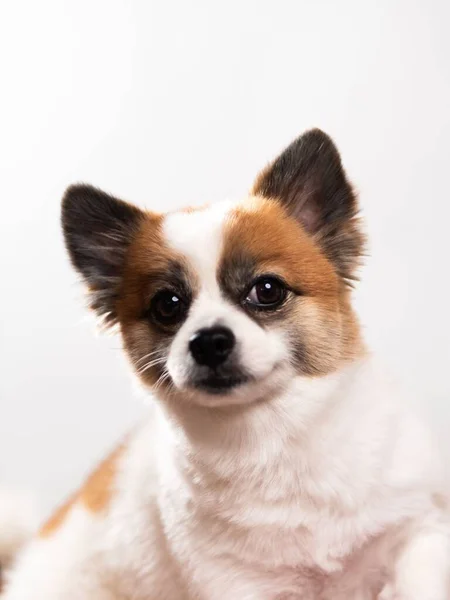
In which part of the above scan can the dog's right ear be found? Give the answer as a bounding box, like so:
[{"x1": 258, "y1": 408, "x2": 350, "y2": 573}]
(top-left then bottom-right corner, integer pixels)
[{"x1": 61, "y1": 184, "x2": 144, "y2": 326}]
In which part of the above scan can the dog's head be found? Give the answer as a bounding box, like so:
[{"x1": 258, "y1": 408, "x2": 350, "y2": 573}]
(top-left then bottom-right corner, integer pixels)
[{"x1": 62, "y1": 130, "x2": 364, "y2": 407}]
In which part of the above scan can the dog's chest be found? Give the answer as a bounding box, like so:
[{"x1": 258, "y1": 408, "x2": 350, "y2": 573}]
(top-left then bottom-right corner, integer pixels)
[
  {"x1": 159, "y1": 437, "x2": 395, "y2": 598},
  {"x1": 168, "y1": 496, "x2": 391, "y2": 599},
  {"x1": 183, "y1": 523, "x2": 388, "y2": 600}
]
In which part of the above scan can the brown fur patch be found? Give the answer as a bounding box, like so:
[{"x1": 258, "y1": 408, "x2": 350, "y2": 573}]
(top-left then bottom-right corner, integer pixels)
[
  {"x1": 40, "y1": 443, "x2": 125, "y2": 538},
  {"x1": 220, "y1": 197, "x2": 363, "y2": 375},
  {"x1": 39, "y1": 496, "x2": 75, "y2": 538},
  {"x1": 117, "y1": 214, "x2": 197, "y2": 389},
  {"x1": 222, "y1": 197, "x2": 338, "y2": 296}
]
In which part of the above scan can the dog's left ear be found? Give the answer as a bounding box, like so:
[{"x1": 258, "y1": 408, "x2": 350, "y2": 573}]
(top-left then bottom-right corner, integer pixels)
[{"x1": 252, "y1": 129, "x2": 364, "y2": 283}]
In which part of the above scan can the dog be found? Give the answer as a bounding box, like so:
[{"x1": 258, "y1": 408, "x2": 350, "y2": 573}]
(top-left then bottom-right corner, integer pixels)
[{"x1": 2, "y1": 129, "x2": 449, "y2": 599}]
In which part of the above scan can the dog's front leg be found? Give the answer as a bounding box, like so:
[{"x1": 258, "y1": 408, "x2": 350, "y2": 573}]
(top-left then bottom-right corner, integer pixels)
[{"x1": 382, "y1": 516, "x2": 450, "y2": 600}]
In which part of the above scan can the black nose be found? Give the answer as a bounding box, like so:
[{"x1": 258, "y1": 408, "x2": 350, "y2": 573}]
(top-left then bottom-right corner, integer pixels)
[{"x1": 189, "y1": 326, "x2": 235, "y2": 368}]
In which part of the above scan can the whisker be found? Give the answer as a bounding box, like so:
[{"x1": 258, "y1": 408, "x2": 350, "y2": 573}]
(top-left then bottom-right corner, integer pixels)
[
  {"x1": 153, "y1": 369, "x2": 171, "y2": 393},
  {"x1": 134, "y1": 349, "x2": 165, "y2": 366},
  {"x1": 137, "y1": 357, "x2": 167, "y2": 374}
]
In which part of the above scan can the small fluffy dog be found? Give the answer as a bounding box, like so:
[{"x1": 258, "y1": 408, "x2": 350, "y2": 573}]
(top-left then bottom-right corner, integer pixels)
[{"x1": 3, "y1": 130, "x2": 450, "y2": 599}]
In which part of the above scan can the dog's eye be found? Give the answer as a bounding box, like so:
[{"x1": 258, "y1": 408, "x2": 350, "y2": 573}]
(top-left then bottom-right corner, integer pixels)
[
  {"x1": 245, "y1": 277, "x2": 286, "y2": 309},
  {"x1": 150, "y1": 290, "x2": 187, "y2": 326}
]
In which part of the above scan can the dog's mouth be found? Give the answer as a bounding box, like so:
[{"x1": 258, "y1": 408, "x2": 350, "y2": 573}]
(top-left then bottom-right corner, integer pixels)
[
  {"x1": 178, "y1": 364, "x2": 286, "y2": 407},
  {"x1": 194, "y1": 373, "x2": 250, "y2": 395}
]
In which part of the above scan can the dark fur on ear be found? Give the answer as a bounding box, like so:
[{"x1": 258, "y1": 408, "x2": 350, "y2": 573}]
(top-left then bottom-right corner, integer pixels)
[
  {"x1": 61, "y1": 184, "x2": 144, "y2": 326},
  {"x1": 253, "y1": 129, "x2": 364, "y2": 283}
]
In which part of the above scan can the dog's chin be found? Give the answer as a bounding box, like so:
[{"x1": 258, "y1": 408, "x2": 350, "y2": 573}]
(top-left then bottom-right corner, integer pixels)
[{"x1": 174, "y1": 365, "x2": 288, "y2": 408}]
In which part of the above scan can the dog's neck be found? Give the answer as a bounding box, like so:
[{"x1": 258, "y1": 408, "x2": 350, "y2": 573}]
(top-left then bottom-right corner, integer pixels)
[
  {"x1": 157, "y1": 355, "x2": 379, "y2": 514},
  {"x1": 166, "y1": 371, "x2": 341, "y2": 448}
]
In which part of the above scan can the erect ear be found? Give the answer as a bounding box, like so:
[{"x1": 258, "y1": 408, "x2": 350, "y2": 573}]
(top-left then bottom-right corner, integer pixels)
[
  {"x1": 252, "y1": 129, "x2": 364, "y2": 283},
  {"x1": 61, "y1": 184, "x2": 144, "y2": 326}
]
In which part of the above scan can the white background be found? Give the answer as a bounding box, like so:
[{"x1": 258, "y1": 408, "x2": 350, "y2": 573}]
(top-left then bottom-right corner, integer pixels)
[{"x1": 1, "y1": 0, "x2": 449, "y2": 519}]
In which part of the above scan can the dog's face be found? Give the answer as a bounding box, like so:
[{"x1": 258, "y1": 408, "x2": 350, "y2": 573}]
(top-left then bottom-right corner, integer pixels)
[{"x1": 62, "y1": 130, "x2": 364, "y2": 407}]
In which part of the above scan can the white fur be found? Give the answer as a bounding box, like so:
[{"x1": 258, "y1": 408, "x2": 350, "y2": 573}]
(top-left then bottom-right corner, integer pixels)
[
  {"x1": 163, "y1": 201, "x2": 233, "y2": 291},
  {"x1": 0, "y1": 489, "x2": 36, "y2": 566},
  {"x1": 3, "y1": 202, "x2": 450, "y2": 599}
]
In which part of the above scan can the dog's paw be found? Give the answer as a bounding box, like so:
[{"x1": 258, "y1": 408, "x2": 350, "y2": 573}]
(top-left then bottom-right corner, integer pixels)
[
  {"x1": 378, "y1": 582, "x2": 448, "y2": 600},
  {"x1": 377, "y1": 583, "x2": 396, "y2": 600}
]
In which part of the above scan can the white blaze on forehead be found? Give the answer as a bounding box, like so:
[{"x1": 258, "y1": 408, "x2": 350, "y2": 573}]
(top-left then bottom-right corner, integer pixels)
[{"x1": 162, "y1": 201, "x2": 235, "y2": 291}]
